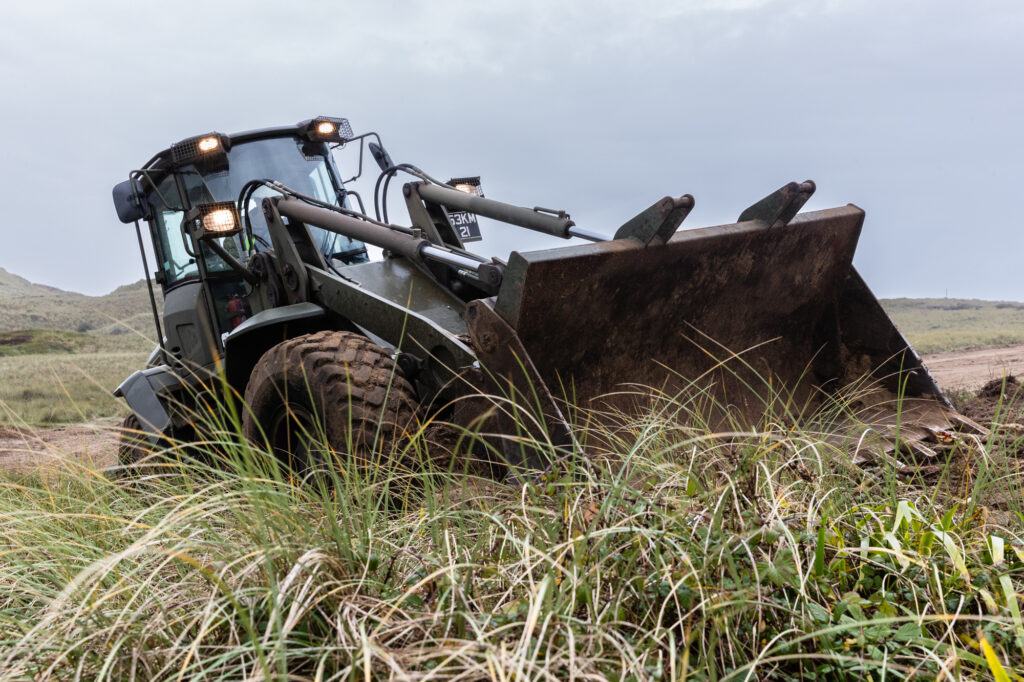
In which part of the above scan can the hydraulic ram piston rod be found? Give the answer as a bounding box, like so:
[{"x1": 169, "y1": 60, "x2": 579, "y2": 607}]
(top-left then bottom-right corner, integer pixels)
[
  {"x1": 274, "y1": 197, "x2": 501, "y2": 282},
  {"x1": 413, "y1": 182, "x2": 604, "y2": 241}
]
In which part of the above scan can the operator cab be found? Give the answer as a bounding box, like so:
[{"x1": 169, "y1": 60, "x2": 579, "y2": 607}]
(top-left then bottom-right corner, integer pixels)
[{"x1": 113, "y1": 118, "x2": 368, "y2": 369}]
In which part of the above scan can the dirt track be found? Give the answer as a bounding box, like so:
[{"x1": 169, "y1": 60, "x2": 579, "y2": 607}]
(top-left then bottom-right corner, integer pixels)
[
  {"x1": 0, "y1": 421, "x2": 118, "y2": 475},
  {"x1": 2, "y1": 344, "x2": 1023, "y2": 474},
  {"x1": 920, "y1": 344, "x2": 1024, "y2": 391}
]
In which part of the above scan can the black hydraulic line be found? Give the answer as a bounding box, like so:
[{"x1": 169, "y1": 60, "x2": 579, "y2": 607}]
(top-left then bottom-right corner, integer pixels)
[
  {"x1": 133, "y1": 219, "x2": 165, "y2": 353},
  {"x1": 373, "y1": 166, "x2": 392, "y2": 222},
  {"x1": 244, "y1": 178, "x2": 417, "y2": 235},
  {"x1": 381, "y1": 169, "x2": 395, "y2": 223},
  {"x1": 375, "y1": 163, "x2": 453, "y2": 224},
  {"x1": 398, "y1": 162, "x2": 451, "y2": 188}
]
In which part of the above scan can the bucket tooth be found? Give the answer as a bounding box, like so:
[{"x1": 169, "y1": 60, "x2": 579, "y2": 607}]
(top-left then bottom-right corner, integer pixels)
[
  {"x1": 613, "y1": 195, "x2": 694, "y2": 245},
  {"x1": 738, "y1": 180, "x2": 816, "y2": 227}
]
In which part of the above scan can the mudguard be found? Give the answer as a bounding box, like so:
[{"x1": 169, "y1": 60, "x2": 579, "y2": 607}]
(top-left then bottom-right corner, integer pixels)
[
  {"x1": 222, "y1": 302, "x2": 329, "y2": 390},
  {"x1": 113, "y1": 366, "x2": 184, "y2": 440}
]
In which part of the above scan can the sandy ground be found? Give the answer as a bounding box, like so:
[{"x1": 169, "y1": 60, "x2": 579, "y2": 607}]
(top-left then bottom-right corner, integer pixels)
[
  {"x1": 2, "y1": 344, "x2": 1023, "y2": 474},
  {"x1": 0, "y1": 420, "x2": 119, "y2": 475},
  {"x1": 920, "y1": 344, "x2": 1024, "y2": 391}
]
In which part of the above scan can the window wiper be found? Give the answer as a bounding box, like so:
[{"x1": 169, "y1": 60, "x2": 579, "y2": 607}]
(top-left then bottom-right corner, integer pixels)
[{"x1": 330, "y1": 246, "x2": 369, "y2": 264}]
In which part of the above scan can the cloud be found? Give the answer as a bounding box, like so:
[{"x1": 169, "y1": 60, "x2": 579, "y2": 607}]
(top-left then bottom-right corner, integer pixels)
[{"x1": 0, "y1": 0, "x2": 1021, "y2": 300}]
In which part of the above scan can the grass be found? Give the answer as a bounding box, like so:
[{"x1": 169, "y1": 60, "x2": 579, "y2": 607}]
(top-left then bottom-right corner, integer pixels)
[
  {"x1": 0, "y1": 329, "x2": 153, "y2": 357},
  {"x1": 0, "y1": 351, "x2": 150, "y2": 425},
  {"x1": 0, "y1": 373, "x2": 1022, "y2": 680},
  {"x1": 0, "y1": 288, "x2": 1021, "y2": 677},
  {"x1": 882, "y1": 298, "x2": 1024, "y2": 354}
]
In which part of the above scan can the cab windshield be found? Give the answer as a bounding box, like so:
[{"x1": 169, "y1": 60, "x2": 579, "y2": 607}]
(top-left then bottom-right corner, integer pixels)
[{"x1": 147, "y1": 136, "x2": 367, "y2": 287}]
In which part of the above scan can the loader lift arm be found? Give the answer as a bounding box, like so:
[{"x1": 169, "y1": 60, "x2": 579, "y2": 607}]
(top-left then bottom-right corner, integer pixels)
[{"x1": 112, "y1": 115, "x2": 983, "y2": 479}]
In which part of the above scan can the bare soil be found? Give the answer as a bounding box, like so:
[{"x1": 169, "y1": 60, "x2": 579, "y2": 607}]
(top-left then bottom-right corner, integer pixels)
[
  {"x1": 3, "y1": 343, "x2": 1023, "y2": 475},
  {"x1": 953, "y1": 375, "x2": 1024, "y2": 425},
  {"x1": 920, "y1": 343, "x2": 1024, "y2": 391},
  {"x1": 0, "y1": 420, "x2": 118, "y2": 475}
]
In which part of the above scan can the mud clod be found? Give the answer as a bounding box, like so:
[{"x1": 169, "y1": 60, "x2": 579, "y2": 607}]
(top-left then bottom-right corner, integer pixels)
[
  {"x1": 979, "y1": 375, "x2": 1019, "y2": 399},
  {"x1": 956, "y1": 375, "x2": 1022, "y2": 424}
]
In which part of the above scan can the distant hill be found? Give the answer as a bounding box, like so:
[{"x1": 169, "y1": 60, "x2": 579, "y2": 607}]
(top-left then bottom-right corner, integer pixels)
[
  {"x1": 1, "y1": 268, "x2": 1021, "y2": 355},
  {"x1": 0, "y1": 268, "x2": 162, "y2": 340},
  {"x1": 0, "y1": 329, "x2": 152, "y2": 357},
  {"x1": 880, "y1": 297, "x2": 1024, "y2": 354}
]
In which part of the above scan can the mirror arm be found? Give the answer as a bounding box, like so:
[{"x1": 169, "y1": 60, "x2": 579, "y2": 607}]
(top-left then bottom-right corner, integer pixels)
[
  {"x1": 338, "y1": 131, "x2": 386, "y2": 184},
  {"x1": 133, "y1": 219, "x2": 166, "y2": 352}
]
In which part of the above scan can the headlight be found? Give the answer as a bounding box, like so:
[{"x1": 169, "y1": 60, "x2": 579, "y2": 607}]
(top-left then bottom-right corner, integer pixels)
[
  {"x1": 197, "y1": 136, "x2": 220, "y2": 152},
  {"x1": 303, "y1": 116, "x2": 353, "y2": 143},
  {"x1": 187, "y1": 201, "x2": 242, "y2": 240},
  {"x1": 449, "y1": 176, "x2": 483, "y2": 197},
  {"x1": 170, "y1": 132, "x2": 229, "y2": 166},
  {"x1": 203, "y1": 208, "x2": 236, "y2": 233}
]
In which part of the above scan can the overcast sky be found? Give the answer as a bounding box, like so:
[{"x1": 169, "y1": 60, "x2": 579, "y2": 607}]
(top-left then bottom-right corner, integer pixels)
[{"x1": 0, "y1": 0, "x2": 1021, "y2": 299}]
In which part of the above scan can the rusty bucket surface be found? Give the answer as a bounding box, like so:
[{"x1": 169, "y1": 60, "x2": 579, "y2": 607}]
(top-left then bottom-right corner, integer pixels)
[{"x1": 485, "y1": 205, "x2": 944, "y2": 424}]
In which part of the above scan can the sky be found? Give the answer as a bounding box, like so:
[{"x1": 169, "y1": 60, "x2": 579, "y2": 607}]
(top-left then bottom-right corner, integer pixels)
[{"x1": 0, "y1": 0, "x2": 1021, "y2": 299}]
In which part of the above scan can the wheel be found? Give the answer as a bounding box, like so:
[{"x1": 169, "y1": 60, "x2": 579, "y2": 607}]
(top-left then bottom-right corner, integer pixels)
[
  {"x1": 115, "y1": 413, "x2": 154, "y2": 477},
  {"x1": 118, "y1": 414, "x2": 146, "y2": 465},
  {"x1": 242, "y1": 331, "x2": 418, "y2": 474},
  {"x1": 114, "y1": 409, "x2": 203, "y2": 478}
]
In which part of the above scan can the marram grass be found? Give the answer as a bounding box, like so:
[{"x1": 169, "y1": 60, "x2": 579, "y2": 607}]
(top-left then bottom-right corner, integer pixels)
[{"x1": 0, "y1": 382, "x2": 1022, "y2": 681}]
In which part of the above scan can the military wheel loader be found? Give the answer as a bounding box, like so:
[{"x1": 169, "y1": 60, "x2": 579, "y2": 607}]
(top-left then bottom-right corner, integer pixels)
[{"x1": 111, "y1": 115, "x2": 979, "y2": 476}]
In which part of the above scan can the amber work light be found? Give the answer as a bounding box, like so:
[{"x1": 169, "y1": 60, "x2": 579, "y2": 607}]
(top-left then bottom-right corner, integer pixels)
[
  {"x1": 303, "y1": 116, "x2": 353, "y2": 143},
  {"x1": 187, "y1": 201, "x2": 242, "y2": 240},
  {"x1": 170, "y1": 132, "x2": 229, "y2": 166}
]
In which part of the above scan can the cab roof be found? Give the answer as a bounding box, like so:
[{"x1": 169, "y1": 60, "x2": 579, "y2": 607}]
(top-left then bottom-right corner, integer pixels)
[{"x1": 140, "y1": 119, "x2": 337, "y2": 171}]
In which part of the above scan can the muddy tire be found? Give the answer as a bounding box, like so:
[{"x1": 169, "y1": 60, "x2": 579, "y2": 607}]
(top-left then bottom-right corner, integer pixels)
[
  {"x1": 114, "y1": 410, "x2": 202, "y2": 478},
  {"x1": 242, "y1": 331, "x2": 418, "y2": 473},
  {"x1": 114, "y1": 414, "x2": 155, "y2": 477}
]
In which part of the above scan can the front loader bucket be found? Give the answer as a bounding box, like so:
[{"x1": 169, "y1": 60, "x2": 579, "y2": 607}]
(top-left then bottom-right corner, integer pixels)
[{"x1": 474, "y1": 202, "x2": 947, "y2": 428}]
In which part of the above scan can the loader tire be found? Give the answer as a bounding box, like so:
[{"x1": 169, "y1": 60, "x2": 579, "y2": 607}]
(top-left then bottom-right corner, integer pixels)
[
  {"x1": 113, "y1": 412, "x2": 200, "y2": 479},
  {"x1": 242, "y1": 331, "x2": 418, "y2": 474},
  {"x1": 115, "y1": 414, "x2": 151, "y2": 477}
]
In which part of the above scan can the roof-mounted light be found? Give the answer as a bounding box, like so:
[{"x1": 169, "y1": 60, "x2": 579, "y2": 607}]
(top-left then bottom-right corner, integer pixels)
[
  {"x1": 170, "y1": 132, "x2": 229, "y2": 166},
  {"x1": 303, "y1": 116, "x2": 353, "y2": 143},
  {"x1": 197, "y1": 136, "x2": 220, "y2": 152},
  {"x1": 450, "y1": 176, "x2": 483, "y2": 197},
  {"x1": 186, "y1": 201, "x2": 242, "y2": 240}
]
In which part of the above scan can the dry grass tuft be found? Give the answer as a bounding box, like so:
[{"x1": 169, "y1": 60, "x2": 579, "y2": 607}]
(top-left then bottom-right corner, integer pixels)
[{"x1": 0, "y1": 378, "x2": 1022, "y2": 680}]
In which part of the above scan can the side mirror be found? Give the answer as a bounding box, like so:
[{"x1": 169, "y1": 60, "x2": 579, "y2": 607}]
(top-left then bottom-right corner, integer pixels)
[
  {"x1": 112, "y1": 179, "x2": 148, "y2": 224},
  {"x1": 368, "y1": 142, "x2": 394, "y2": 172}
]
